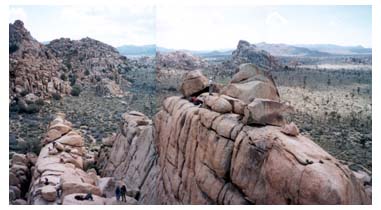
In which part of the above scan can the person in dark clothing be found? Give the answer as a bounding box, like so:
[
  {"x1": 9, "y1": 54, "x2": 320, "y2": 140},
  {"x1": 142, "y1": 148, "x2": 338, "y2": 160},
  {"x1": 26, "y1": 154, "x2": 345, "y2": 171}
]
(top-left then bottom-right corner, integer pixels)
[
  {"x1": 121, "y1": 185, "x2": 127, "y2": 202},
  {"x1": 115, "y1": 186, "x2": 121, "y2": 201},
  {"x1": 44, "y1": 178, "x2": 49, "y2": 185},
  {"x1": 84, "y1": 192, "x2": 93, "y2": 201}
]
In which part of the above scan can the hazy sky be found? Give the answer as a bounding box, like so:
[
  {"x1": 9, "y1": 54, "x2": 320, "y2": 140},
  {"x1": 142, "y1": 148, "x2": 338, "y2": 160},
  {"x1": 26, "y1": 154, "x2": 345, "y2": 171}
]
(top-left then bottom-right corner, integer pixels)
[
  {"x1": 9, "y1": 5, "x2": 371, "y2": 50},
  {"x1": 9, "y1": 5, "x2": 156, "y2": 47}
]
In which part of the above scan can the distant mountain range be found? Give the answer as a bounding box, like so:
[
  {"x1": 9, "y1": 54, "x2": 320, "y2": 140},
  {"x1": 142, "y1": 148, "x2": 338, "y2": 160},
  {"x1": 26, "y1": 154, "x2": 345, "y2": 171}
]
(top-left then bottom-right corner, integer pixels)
[
  {"x1": 294, "y1": 44, "x2": 372, "y2": 55},
  {"x1": 117, "y1": 44, "x2": 156, "y2": 56},
  {"x1": 116, "y1": 43, "x2": 371, "y2": 57}
]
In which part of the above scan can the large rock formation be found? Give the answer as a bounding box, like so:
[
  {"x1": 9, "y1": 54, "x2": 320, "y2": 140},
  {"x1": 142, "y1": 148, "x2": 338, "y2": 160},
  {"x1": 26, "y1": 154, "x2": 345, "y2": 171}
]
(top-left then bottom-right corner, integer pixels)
[
  {"x1": 95, "y1": 68, "x2": 370, "y2": 204},
  {"x1": 231, "y1": 40, "x2": 278, "y2": 70},
  {"x1": 97, "y1": 111, "x2": 159, "y2": 204},
  {"x1": 27, "y1": 113, "x2": 139, "y2": 205},
  {"x1": 9, "y1": 20, "x2": 71, "y2": 102},
  {"x1": 179, "y1": 70, "x2": 209, "y2": 97},
  {"x1": 9, "y1": 20, "x2": 131, "y2": 106},
  {"x1": 47, "y1": 37, "x2": 131, "y2": 86},
  {"x1": 156, "y1": 51, "x2": 207, "y2": 71},
  {"x1": 9, "y1": 152, "x2": 37, "y2": 204},
  {"x1": 95, "y1": 78, "x2": 126, "y2": 98},
  {"x1": 221, "y1": 63, "x2": 280, "y2": 103},
  {"x1": 152, "y1": 96, "x2": 370, "y2": 204}
]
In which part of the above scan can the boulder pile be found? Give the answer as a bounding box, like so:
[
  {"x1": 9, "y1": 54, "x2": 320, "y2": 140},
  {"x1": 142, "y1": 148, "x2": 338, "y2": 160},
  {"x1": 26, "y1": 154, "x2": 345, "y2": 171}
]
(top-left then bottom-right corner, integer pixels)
[
  {"x1": 27, "y1": 113, "x2": 137, "y2": 205},
  {"x1": 9, "y1": 152, "x2": 37, "y2": 205},
  {"x1": 96, "y1": 64, "x2": 371, "y2": 204},
  {"x1": 153, "y1": 95, "x2": 370, "y2": 204},
  {"x1": 97, "y1": 111, "x2": 159, "y2": 204}
]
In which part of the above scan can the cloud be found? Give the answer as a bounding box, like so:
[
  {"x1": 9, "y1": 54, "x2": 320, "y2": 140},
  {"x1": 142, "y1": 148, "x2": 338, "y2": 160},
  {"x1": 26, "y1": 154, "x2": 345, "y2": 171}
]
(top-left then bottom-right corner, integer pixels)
[
  {"x1": 9, "y1": 7, "x2": 27, "y2": 23},
  {"x1": 50, "y1": 6, "x2": 155, "y2": 46},
  {"x1": 265, "y1": 12, "x2": 288, "y2": 25}
]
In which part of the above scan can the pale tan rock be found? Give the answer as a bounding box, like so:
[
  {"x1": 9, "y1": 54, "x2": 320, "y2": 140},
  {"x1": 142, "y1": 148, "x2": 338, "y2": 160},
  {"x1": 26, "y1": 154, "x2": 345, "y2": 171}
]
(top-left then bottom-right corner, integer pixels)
[
  {"x1": 24, "y1": 93, "x2": 39, "y2": 103},
  {"x1": 221, "y1": 63, "x2": 280, "y2": 103},
  {"x1": 281, "y1": 122, "x2": 300, "y2": 136},
  {"x1": 11, "y1": 153, "x2": 28, "y2": 165},
  {"x1": 243, "y1": 98, "x2": 293, "y2": 126},
  {"x1": 56, "y1": 132, "x2": 84, "y2": 147},
  {"x1": 204, "y1": 95, "x2": 232, "y2": 113},
  {"x1": 179, "y1": 70, "x2": 209, "y2": 97},
  {"x1": 41, "y1": 185, "x2": 56, "y2": 202},
  {"x1": 12, "y1": 199, "x2": 28, "y2": 205}
]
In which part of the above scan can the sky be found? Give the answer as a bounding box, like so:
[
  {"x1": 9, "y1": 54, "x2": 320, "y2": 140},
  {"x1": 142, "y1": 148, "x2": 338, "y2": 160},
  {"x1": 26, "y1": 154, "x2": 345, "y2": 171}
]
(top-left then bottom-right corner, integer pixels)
[
  {"x1": 9, "y1": 5, "x2": 371, "y2": 50},
  {"x1": 9, "y1": 5, "x2": 156, "y2": 47}
]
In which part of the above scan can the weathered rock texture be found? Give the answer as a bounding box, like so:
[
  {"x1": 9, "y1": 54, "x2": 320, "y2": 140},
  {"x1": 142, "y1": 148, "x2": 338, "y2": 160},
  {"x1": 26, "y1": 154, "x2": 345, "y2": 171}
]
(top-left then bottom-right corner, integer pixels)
[
  {"x1": 222, "y1": 63, "x2": 280, "y2": 103},
  {"x1": 47, "y1": 37, "x2": 131, "y2": 87},
  {"x1": 95, "y1": 67, "x2": 371, "y2": 205},
  {"x1": 9, "y1": 152, "x2": 36, "y2": 204},
  {"x1": 157, "y1": 51, "x2": 207, "y2": 71},
  {"x1": 179, "y1": 70, "x2": 209, "y2": 97},
  {"x1": 9, "y1": 20, "x2": 71, "y2": 102},
  {"x1": 97, "y1": 111, "x2": 159, "y2": 204},
  {"x1": 231, "y1": 40, "x2": 278, "y2": 70},
  {"x1": 28, "y1": 114, "x2": 102, "y2": 204},
  {"x1": 152, "y1": 96, "x2": 370, "y2": 204},
  {"x1": 95, "y1": 78, "x2": 126, "y2": 97}
]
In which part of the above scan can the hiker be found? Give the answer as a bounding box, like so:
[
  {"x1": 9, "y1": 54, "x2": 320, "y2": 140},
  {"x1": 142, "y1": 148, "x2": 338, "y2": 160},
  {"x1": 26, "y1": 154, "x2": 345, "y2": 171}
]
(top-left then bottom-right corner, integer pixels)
[
  {"x1": 84, "y1": 192, "x2": 94, "y2": 201},
  {"x1": 121, "y1": 185, "x2": 127, "y2": 202},
  {"x1": 115, "y1": 186, "x2": 121, "y2": 202},
  {"x1": 44, "y1": 178, "x2": 49, "y2": 185},
  {"x1": 208, "y1": 76, "x2": 213, "y2": 95},
  {"x1": 55, "y1": 181, "x2": 62, "y2": 199},
  {"x1": 52, "y1": 141, "x2": 56, "y2": 148}
]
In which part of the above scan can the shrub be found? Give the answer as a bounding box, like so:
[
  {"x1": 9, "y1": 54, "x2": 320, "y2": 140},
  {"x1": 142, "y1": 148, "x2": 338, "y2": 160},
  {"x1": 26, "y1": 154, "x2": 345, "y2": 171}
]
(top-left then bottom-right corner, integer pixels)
[
  {"x1": 9, "y1": 44, "x2": 19, "y2": 54},
  {"x1": 52, "y1": 93, "x2": 61, "y2": 100},
  {"x1": 60, "y1": 73, "x2": 67, "y2": 81},
  {"x1": 20, "y1": 90, "x2": 29, "y2": 97},
  {"x1": 85, "y1": 69, "x2": 90, "y2": 76},
  {"x1": 71, "y1": 85, "x2": 81, "y2": 96},
  {"x1": 19, "y1": 103, "x2": 41, "y2": 114},
  {"x1": 69, "y1": 74, "x2": 77, "y2": 86},
  {"x1": 35, "y1": 99, "x2": 44, "y2": 106}
]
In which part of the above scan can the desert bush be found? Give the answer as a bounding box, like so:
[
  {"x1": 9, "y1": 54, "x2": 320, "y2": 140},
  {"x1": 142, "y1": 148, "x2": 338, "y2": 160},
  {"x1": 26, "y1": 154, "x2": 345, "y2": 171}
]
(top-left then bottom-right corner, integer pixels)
[
  {"x1": 70, "y1": 85, "x2": 81, "y2": 96},
  {"x1": 69, "y1": 74, "x2": 77, "y2": 86},
  {"x1": 20, "y1": 90, "x2": 29, "y2": 97},
  {"x1": 9, "y1": 44, "x2": 19, "y2": 54},
  {"x1": 85, "y1": 69, "x2": 90, "y2": 76},
  {"x1": 60, "y1": 73, "x2": 67, "y2": 81},
  {"x1": 52, "y1": 93, "x2": 61, "y2": 100},
  {"x1": 18, "y1": 103, "x2": 41, "y2": 114},
  {"x1": 35, "y1": 99, "x2": 44, "y2": 106}
]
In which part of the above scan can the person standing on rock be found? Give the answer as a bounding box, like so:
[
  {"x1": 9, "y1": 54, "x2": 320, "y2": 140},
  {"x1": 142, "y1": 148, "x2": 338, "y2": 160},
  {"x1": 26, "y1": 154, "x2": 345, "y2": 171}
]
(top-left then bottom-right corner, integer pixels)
[
  {"x1": 208, "y1": 76, "x2": 213, "y2": 95},
  {"x1": 115, "y1": 186, "x2": 121, "y2": 202},
  {"x1": 121, "y1": 185, "x2": 127, "y2": 202},
  {"x1": 55, "y1": 181, "x2": 62, "y2": 200}
]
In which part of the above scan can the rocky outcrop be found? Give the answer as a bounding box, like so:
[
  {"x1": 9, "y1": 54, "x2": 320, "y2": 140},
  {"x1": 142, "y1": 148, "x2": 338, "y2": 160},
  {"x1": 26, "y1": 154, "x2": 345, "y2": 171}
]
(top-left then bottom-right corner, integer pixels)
[
  {"x1": 9, "y1": 20, "x2": 71, "y2": 102},
  {"x1": 231, "y1": 40, "x2": 278, "y2": 70},
  {"x1": 47, "y1": 37, "x2": 131, "y2": 84},
  {"x1": 179, "y1": 70, "x2": 209, "y2": 97},
  {"x1": 157, "y1": 51, "x2": 207, "y2": 71},
  {"x1": 97, "y1": 111, "x2": 159, "y2": 204},
  {"x1": 222, "y1": 63, "x2": 280, "y2": 103},
  {"x1": 28, "y1": 113, "x2": 135, "y2": 205},
  {"x1": 152, "y1": 95, "x2": 371, "y2": 204},
  {"x1": 9, "y1": 152, "x2": 37, "y2": 204},
  {"x1": 95, "y1": 78, "x2": 126, "y2": 98},
  {"x1": 95, "y1": 68, "x2": 370, "y2": 204}
]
